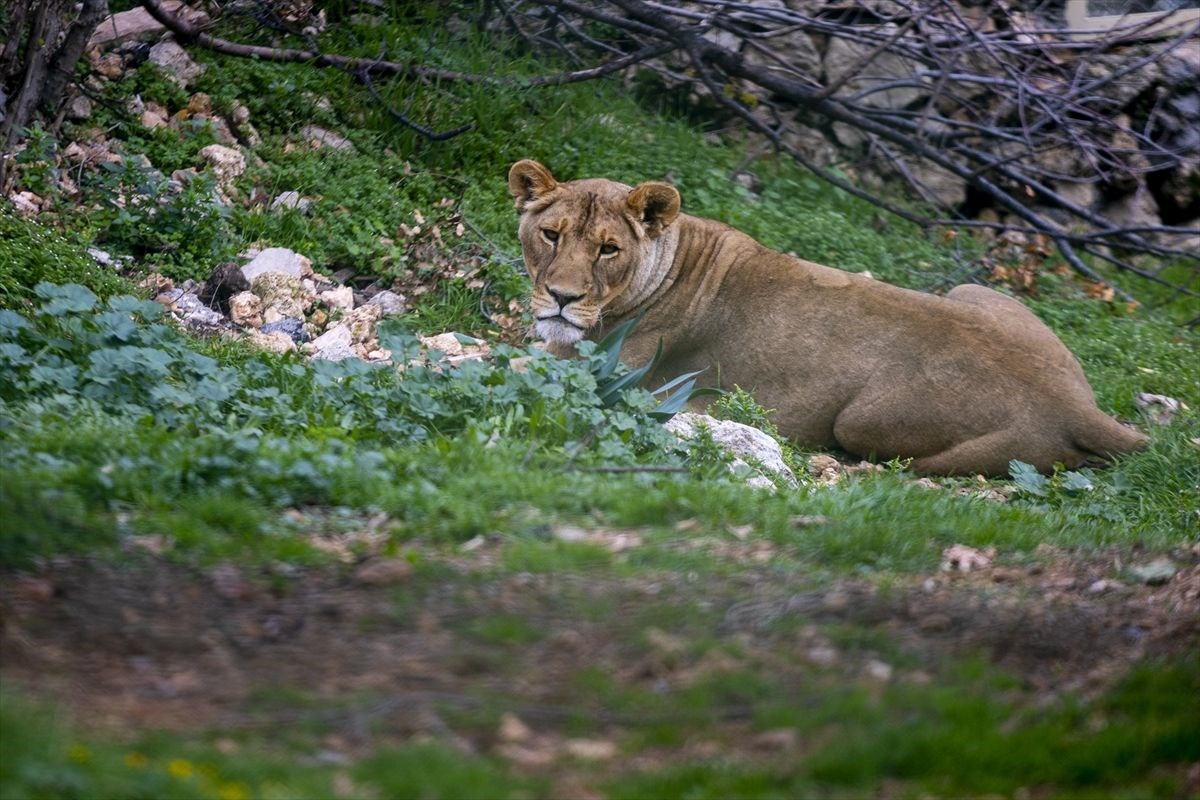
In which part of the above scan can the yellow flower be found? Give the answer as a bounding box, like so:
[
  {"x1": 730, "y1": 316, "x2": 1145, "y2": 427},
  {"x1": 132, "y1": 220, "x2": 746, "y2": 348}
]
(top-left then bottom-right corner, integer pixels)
[
  {"x1": 167, "y1": 758, "x2": 194, "y2": 779},
  {"x1": 217, "y1": 782, "x2": 249, "y2": 800},
  {"x1": 124, "y1": 752, "x2": 150, "y2": 770},
  {"x1": 66, "y1": 743, "x2": 91, "y2": 764}
]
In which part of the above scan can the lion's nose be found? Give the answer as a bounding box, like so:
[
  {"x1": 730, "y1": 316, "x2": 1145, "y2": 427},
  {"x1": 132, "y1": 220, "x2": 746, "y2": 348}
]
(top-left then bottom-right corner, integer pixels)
[{"x1": 548, "y1": 289, "x2": 583, "y2": 308}]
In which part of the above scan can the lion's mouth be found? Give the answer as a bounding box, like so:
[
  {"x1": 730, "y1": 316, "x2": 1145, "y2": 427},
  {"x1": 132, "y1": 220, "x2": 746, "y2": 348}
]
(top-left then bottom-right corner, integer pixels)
[
  {"x1": 536, "y1": 313, "x2": 584, "y2": 329},
  {"x1": 535, "y1": 314, "x2": 586, "y2": 344}
]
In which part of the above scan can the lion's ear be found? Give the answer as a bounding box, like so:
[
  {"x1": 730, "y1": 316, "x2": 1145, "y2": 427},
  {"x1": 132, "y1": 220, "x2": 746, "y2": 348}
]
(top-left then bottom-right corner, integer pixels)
[
  {"x1": 627, "y1": 182, "x2": 681, "y2": 238},
  {"x1": 508, "y1": 160, "x2": 558, "y2": 211}
]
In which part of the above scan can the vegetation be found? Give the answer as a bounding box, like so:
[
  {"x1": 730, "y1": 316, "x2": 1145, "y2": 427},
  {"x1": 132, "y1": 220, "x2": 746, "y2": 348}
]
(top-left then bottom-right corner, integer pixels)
[{"x1": 1, "y1": 4, "x2": 1197, "y2": 798}]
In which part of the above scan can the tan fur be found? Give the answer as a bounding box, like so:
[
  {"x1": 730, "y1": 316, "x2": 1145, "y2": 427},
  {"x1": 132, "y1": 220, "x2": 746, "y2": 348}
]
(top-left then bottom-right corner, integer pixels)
[{"x1": 508, "y1": 160, "x2": 1148, "y2": 476}]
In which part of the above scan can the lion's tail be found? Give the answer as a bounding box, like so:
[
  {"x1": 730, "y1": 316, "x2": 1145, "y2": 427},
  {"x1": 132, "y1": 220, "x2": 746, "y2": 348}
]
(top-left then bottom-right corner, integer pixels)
[{"x1": 1071, "y1": 410, "x2": 1148, "y2": 461}]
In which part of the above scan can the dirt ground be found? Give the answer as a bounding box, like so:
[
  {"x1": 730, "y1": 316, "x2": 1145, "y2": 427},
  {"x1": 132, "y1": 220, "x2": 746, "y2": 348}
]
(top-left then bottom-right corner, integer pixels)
[{"x1": 4, "y1": 540, "x2": 1198, "y2": 772}]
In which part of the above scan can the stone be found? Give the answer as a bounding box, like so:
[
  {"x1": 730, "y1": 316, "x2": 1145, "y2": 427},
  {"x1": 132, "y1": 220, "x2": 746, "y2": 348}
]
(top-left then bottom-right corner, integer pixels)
[
  {"x1": 1051, "y1": 179, "x2": 1101, "y2": 212},
  {"x1": 66, "y1": 95, "x2": 92, "y2": 121},
  {"x1": 156, "y1": 289, "x2": 224, "y2": 330},
  {"x1": 365, "y1": 289, "x2": 407, "y2": 316},
  {"x1": 1103, "y1": 186, "x2": 1162, "y2": 232},
  {"x1": 665, "y1": 412, "x2": 798, "y2": 487},
  {"x1": 353, "y1": 558, "x2": 413, "y2": 585},
  {"x1": 344, "y1": 303, "x2": 383, "y2": 344},
  {"x1": 824, "y1": 30, "x2": 927, "y2": 109},
  {"x1": 899, "y1": 157, "x2": 967, "y2": 208},
  {"x1": 228, "y1": 291, "x2": 263, "y2": 328},
  {"x1": 140, "y1": 107, "x2": 168, "y2": 130},
  {"x1": 148, "y1": 37, "x2": 205, "y2": 85},
  {"x1": 241, "y1": 247, "x2": 313, "y2": 282},
  {"x1": 743, "y1": 29, "x2": 821, "y2": 81},
  {"x1": 752, "y1": 729, "x2": 798, "y2": 751},
  {"x1": 497, "y1": 713, "x2": 533, "y2": 743},
  {"x1": 300, "y1": 125, "x2": 353, "y2": 151},
  {"x1": 87, "y1": 248, "x2": 116, "y2": 268},
  {"x1": 260, "y1": 318, "x2": 309, "y2": 344},
  {"x1": 1135, "y1": 393, "x2": 1182, "y2": 426},
  {"x1": 807, "y1": 455, "x2": 841, "y2": 474},
  {"x1": 187, "y1": 92, "x2": 212, "y2": 115},
  {"x1": 198, "y1": 144, "x2": 245, "y2": 187},
  {"x1": 10, "y1": 191, "x2": 41, "y2": 217},
  {"x1": 318, "y1": 285, "x2": 354, "y2": 312},
  {"x1": 310, "y1": 325, "x2": 357, "y2": 361},
  {"x1": 248, "y1": 328, "x2": 295, "y2": 352},
  {"x1": 563, "y1": 739, "x2": 618, "y2": 761},
  {"x1": 95, "y1": 53, "x2": 125, "y2": 80},
  {"x1": 270, "y1": 191, "x2": 312, "y2": 213},
  {"x1": 89, "y1": 1, "x2": 209, "y2": 49},
  {"x1": 251, "y1": 272, "x2": 313, "y2": 320}
]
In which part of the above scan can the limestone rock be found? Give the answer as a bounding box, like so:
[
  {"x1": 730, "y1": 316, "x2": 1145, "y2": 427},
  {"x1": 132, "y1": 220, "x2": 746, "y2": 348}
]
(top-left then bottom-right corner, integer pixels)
[
  {"x1": 270, "y1": 191, "x2": 312, "y2": 213},
  {"x1": 344, "y1": 303, "x2": 382, "y2": 344},
  {"x1": 241, "y1": 248, "x2": 313, "y2": 282},
  {"x1": 198, "y1": 144, "x2": 245, "y2": 188},
  {"x1": 148, "y1": 38, "x2": 205, "y2": 85},
  {"x1": 260, "y1": 318, "x2": 309, "y2": 344},
  {"x1": 743, "y1": 29, "x2": 821, "y2": 80},
  {"x1": 248, "y1": 330, "x2": 296, "y2": 354},
  {"x1": 318, "y1": 286, "x2": 354, "y2": 312},
  {"x1": 300, "y1": 125, "x2": 353, "y2": 151},
  {"x1": 156, "y1": 289, "x2": 224, "y2": 330},
  {"x1": 89, "y1": 1, "x2": 209, "y2": 49},
  {"x1": 228, "y1": 291, "x2": 263, "y2": 328},
  {"x1": 366, "y1": 289, "x2": 407, "y2": 316},
  {"x1": 66, "y1": 95, "x2": 92, "y2": 121},
  {"x1": 666, "y1": 412, "x2": 798, "y2": 488},
  {"x1": 310, "y1": 325, "x2": 357, "y2": 362},
  {"x1": 824, "y1": 31, "x2": 926, "y2": 109},
  {"x1": 250, "y1": 273, "x2": 313, "y2": 320}
]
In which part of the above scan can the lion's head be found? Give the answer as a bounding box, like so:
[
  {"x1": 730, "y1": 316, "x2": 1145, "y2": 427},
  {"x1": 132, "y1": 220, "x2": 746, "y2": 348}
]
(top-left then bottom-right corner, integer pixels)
[{"x1": 508, "y1": 160, "x2": 681, "y2": 346}]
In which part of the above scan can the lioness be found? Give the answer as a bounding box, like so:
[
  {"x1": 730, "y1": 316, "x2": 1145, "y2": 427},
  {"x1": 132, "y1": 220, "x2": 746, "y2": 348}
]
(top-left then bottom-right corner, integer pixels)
[{"x1": 508, "y1": 159, "x2": 1147, "y2": 475}]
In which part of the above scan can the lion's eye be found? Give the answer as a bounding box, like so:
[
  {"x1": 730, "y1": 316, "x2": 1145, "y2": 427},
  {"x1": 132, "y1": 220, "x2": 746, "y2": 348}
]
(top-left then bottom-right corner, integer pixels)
[
  {"x1": 542, "y1": 228, "x2": 559, "y2": 243},
  {"x1": 600, "y1": 243, "x2": 619, "y2": 256}
]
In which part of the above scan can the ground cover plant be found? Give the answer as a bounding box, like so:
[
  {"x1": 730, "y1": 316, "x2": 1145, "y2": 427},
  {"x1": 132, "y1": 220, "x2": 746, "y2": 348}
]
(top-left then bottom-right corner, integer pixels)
[{"x1": 1, "y1": 3, "x2": 1198, "y2": 798}]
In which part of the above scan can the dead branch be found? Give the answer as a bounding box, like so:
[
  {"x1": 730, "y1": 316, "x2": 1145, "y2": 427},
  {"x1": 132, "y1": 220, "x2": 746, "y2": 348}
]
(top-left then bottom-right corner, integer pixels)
[{"x1": 117, "y1": 0, "x2": 1200, "y2": 305}]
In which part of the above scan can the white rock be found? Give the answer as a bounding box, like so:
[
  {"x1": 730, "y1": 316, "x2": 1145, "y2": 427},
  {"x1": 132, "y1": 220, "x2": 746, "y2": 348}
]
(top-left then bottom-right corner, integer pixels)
[
  {"x1": 318, "y1": 286, "x2": 354, "y2": 312},
  {"x1": 156, "y1": 289, "x2": 223, "y2": 329},
  {"x1": 11, "y1": 191, "x2": 41, "y2": 216},
  {"x1": 250, "y1": 272, "x2": 312, "y2": 320},
  {"x1": 148, "y1": 38, "x2": 205, "y2": 85},
  {"x1": 248, "y1": 330, "x2": 296, "y2": 354},
  {"x1": 228, "y1": 291, "x2": 263, "y2": 328},
  {"x1": 300, "y1": 125, "x2": 353, "y2": 151},
  {"x1": 88, "y1": 248, "x2": 116, "y2": 268},
  {"x1": 666, "y1": 412, "x2": 798, "y2": 487},
  {"x1": 198, "y1": 144, "x2": 245, "y2": 187},
  {"x1": 270, "y1": 191, "x2": 312, "y2": 213},
  {"x1": 311, "y1": 325, "x2": 356, "y2": 361},
  {"x1": 66, "y1": 95, "x2": 92, "y2": 121},
  {"x1": 241, "y1": 248, "x2": 313, "y2": 282},
  {"x1": 366, "y1": 289, "x2": 407, "y2": 316},
  {"x1": 89, "y1": 1, "x2": 208, "y2": 49}
]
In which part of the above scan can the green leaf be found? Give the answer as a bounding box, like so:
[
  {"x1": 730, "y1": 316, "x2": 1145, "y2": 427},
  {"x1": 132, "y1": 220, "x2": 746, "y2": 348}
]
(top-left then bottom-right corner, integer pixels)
[
  {"x1": 1008, "y1": 460, "x2": 1048, "y2": 496},
  {"x1": 1060, "y1": 471, "x2": 1095, "y2": 493},
  {"x1": 35, "y1": 283, "x2": 97, "y2": 315}
]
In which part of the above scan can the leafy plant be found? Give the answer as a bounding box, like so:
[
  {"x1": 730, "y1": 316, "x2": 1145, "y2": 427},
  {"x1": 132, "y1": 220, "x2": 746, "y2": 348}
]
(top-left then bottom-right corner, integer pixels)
[
  {"x1": 585, "y1": 312, "x2": 719, "y2": 422},
  {"x1": 90, "y1": 158, "x2": 234, "y2": 279}
]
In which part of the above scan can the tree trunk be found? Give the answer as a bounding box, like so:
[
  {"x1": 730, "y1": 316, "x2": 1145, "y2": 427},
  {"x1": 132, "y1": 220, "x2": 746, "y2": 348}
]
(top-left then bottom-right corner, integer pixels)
[{"x1": 1, "y1": 0, "x2": 109, "y2": 187}]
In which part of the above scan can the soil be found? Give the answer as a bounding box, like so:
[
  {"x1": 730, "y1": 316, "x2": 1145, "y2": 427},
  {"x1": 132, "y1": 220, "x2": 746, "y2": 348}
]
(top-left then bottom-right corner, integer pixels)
[{"x1": 2, "y1": 544, "x2": 1198, "y2": 768}]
